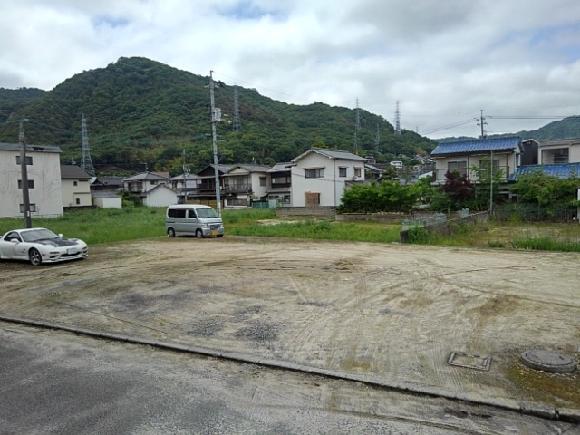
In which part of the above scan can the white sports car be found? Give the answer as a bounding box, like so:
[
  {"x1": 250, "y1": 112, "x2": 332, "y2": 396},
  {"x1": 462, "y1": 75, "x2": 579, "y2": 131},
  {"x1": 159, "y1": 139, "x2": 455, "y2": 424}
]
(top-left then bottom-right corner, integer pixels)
[{"x1": 0, "y1": 227, "x2": 88, "y2": 266}]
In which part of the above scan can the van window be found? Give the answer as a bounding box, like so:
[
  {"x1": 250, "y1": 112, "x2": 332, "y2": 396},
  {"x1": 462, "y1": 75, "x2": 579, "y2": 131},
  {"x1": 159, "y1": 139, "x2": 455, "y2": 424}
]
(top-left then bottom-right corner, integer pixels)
[
  {"x1": 196, "y1": 208, "x2": 218, "y2": 218},
  {"x1": 188, "y1": 209, "x2": 197, "y2": 219},
  {"x1": 168, "y1": 208, "x2": 187, "y2": 218}
]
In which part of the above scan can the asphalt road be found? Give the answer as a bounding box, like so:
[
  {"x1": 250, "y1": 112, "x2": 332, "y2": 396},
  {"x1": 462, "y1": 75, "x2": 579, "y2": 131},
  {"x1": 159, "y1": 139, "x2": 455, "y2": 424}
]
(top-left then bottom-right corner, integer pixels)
[{"x1": 0, "y1": 322, "x2": 576, "y2": 434}]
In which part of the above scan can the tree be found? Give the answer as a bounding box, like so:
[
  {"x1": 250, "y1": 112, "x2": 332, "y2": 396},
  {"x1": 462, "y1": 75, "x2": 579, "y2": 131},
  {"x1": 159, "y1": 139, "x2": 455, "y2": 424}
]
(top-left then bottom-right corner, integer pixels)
[{"x1": 441, "y1": 171, "x2": 474, "y2": 210}]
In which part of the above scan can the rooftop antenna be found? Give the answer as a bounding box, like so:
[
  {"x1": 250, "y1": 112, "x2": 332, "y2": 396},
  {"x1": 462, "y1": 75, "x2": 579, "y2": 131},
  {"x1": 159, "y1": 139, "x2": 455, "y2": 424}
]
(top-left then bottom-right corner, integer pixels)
[
  {"x1": 353, "y1": 98, "x2": 361, "y2": 153},
  {"x1": 395, "y1": 101, "x2": 401, "y2": 135},
  {"x1": 81, "y1": 113, "x2": 95, "y2": 176}
]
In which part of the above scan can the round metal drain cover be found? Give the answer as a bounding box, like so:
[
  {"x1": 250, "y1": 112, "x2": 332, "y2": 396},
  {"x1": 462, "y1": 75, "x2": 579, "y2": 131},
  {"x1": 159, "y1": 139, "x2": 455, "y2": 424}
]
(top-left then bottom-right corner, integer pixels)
[{"x1": 521, "y1": 350, "x2": 576, "y2": 373}]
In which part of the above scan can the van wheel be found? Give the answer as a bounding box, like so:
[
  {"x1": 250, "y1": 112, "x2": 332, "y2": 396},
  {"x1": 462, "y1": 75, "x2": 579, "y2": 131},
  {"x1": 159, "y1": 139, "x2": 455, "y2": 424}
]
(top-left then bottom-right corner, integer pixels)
[
  {"x1": 195, "y1": 229, "x2": 203, "y2": 238},
  {"x1": 29, "y1": 248, "x2": 42, "y2": 266},
  {"x1": 167, "y1": 228, "x2": 176, "y2": 238}
]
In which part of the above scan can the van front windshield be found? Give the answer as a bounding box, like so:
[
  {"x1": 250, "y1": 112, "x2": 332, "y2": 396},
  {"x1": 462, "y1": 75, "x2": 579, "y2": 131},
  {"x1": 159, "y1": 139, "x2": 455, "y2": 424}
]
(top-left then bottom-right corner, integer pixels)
[{"x1": 196, "y1": 208, "x2": 219, "y2": 219}]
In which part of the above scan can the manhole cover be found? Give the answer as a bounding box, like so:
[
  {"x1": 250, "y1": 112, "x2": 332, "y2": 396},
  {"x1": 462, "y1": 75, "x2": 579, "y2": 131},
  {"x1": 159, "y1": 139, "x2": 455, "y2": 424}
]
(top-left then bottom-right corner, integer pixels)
[
  {"x1": 521, "y1": 350, "x2": 576, "y2": 373},
  {"x1": 448, "y1": 352, "x2": 491, "y2": 371}
]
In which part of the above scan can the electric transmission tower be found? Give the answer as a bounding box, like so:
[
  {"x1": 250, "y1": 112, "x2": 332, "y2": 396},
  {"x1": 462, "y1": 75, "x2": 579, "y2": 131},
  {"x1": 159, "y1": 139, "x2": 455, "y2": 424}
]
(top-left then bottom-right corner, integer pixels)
[
  {"x1": 233, "y1": 86, "x2": 241, "y2": 131},
  {"x1": 353, "y1": 98, "x2": 361, "y2": 154},
  {"x1": 394, "y1": 101, "x2": 401, "y2": 135},
  {"x1": 374, "y1": 122, "x2": 381, "y2": 150},
  {"x1": 81, "y1": 113, "x2": 95, "y2": 177}
]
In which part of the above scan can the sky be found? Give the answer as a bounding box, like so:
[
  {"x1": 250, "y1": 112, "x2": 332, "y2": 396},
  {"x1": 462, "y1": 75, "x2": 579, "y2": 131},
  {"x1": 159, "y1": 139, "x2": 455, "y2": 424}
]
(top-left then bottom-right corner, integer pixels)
[{"x1": 2, "y1": 0, "x2": 580, "y2": 138}]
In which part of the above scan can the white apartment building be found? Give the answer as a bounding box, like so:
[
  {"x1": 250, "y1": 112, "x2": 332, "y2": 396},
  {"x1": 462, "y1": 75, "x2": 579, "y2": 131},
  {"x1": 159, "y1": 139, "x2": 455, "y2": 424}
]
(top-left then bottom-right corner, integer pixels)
[
  {"x1": 0, "y1": 142, "x2": 63, "y2": 218},
  {"x1": 290, "y1": 149, "x2": 366, "y2": 207},
  {"x1": 223, "y1": 165, "x2": 271, "y2": 207},
  {"x1": 61, "y1": 165, "x2": 92, "y2": 207}
]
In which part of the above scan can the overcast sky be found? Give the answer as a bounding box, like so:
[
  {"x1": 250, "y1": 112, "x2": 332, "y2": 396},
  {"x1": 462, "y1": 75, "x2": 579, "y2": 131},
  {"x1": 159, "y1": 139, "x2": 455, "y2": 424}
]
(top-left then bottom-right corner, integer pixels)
[{"x1": 2, "y1": 0, "x2": 580, "y2": 138}]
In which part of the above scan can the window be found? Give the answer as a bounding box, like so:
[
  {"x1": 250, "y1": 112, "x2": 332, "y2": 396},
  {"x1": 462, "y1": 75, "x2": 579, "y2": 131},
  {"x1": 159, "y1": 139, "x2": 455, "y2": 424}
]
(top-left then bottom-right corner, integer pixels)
[
  {"x1": 259, "y1": 176, "x2": 267, "y2": 187},
  {"x1": 188, "y1": 209, "x2": 197, "y2": 219},
  {"x1": 150, "y1": 180, "x2": 157, "y2": 185},
  {"x1": 73, "y1": 180, "x2": 78, "y2": 187},
  {"x1": 305, "y1": 168, "x2": 324, "y2": 179},
  {"x1": 168, "y1": 208, "x2": 187, "y2": 218},
  {"x1": 17, "y1": 179, "x2": 34, "y2": 189},
  {"x1": 272, "y1": 176, "x2": 291, "y2": 185},
  {"x1": 553, "y1": 148, "x2": 569, "y2": 164},
  {"x1": 15, "y1": 156, "x2": 33, "y2": 165},
  {"x1": 353, "y1": 167, "x2": 362, "y2": 178},
  {"x1": 339, "y1": 167, "x2": 347, "y2": 178},
  {"x1": 448, "y1": 161, "x2": 467, "y2": 176},
  {"x1": 19, "y1": 204, "x2": 36, "y2": 213},
  {"x1": 479, "y1": 159, "x2": 500, "y2": 173},
  {"x1": 4, "y1": 232, "x2": 22, "y2": 242},
  {"x1": 75, "y1": 198, "x2": 81, "y2": 205}
]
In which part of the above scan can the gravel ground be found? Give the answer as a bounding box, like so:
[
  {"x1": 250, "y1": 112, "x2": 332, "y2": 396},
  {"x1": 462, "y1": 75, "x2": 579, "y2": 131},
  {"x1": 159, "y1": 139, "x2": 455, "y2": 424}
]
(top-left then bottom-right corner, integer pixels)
[{"x1": 0, "y1": 237, "x2": 578, "y2": 412}]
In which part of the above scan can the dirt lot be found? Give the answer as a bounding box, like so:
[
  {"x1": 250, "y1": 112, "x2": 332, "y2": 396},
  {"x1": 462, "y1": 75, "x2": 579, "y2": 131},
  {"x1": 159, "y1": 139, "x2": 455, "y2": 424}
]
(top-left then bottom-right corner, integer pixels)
[{"x1": 0, "y1": 237, "x2": 579, "y2": 411}]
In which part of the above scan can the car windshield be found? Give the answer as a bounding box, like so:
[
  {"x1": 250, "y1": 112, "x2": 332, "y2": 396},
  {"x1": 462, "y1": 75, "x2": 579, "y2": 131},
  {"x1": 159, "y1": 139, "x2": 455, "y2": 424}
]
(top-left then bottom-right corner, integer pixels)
[
  {"x1": 21, "y1": 229, "x2": 58, "y2": 242},
  {"x1": 196, "y1": 208, "x2": 218, "y2": 219}
]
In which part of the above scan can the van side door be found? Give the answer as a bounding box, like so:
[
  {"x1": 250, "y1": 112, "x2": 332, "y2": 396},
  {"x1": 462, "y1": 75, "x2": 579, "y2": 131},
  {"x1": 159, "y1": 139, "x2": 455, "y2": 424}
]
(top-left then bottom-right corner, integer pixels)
[{"x1": 187, "y1": 208, "x2": 199, "y2": 234}]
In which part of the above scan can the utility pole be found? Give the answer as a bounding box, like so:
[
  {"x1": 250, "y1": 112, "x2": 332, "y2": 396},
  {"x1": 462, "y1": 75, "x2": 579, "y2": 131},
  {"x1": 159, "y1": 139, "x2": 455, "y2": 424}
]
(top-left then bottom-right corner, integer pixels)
[
  {"x1": 19, "y1": 119, "x2": 32, "y2": 228},
  {"x1": 209, "y1": 70, "x2": 222, "y2": 216},
  {"x1": 81, "y1": 113, "x2": 95, "y2": 177},
  {"x1": 394, "y1": 101, "x2": 401, "y2": 135},
  {"x1": 353, "y1": 98, "x2": 361, "y2": 154},
  {"x1": 477, "y1": 109, "x2": 488, "y2": 139},
  {"x1": 182, "y1": 148, "x2": 188, "y2": 204},
  {"x1": 233, "y1": 85, "x2": 241, "y2": 132},
  {"x1": 489, "y1": 149, "x2": 494, "y2": 215}
]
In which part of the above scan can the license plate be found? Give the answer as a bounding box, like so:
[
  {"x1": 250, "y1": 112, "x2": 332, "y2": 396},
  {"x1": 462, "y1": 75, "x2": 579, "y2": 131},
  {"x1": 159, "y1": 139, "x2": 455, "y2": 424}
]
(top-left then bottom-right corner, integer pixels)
[{"x1": 67, "y1": 248, "x2": 79, "y2": 255}]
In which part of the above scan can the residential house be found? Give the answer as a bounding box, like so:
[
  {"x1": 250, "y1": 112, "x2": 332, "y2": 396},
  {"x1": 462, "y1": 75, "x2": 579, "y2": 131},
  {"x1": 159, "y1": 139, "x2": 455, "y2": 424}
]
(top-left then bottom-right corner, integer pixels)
[
  {"x1": 171, "y1": 173, "x2": 200, "y2": 202},
  {"x1": 92, "y1": 190, "x2": 122, "y2": 209},
  {"x1": 123, "y1": 171, "x2": 169, "y2": 194},
  {"x1": 61, "y1": 165, "x2": 92, "y2": 208},
  {"x1": 223, "y1": 164, "x2": 271, "y2": 207},
  {"x1": 91, "y1": 176, "x2": 123, "y2": 191},
  {"x1": 266, "y1": 162, "x2": 292, "y2": 205},
  {"x1": 430, "y1": 136, "x2": 522, "y2": 184},
  {"x1": 0, "y1": 142, "x2": 63, "y2": 218},
  {"x1": 515, "y1": 138, "x2": 580, "y2": 179},
  {"x1": 290, "y1": 149, "x2": 366, "y2": 207},
  {"x1": 188, "y1": 164, "x2": 234, "y2": 207},
  {"x1": 142, "y1": 184, "x2": 178, "y2": 207}
]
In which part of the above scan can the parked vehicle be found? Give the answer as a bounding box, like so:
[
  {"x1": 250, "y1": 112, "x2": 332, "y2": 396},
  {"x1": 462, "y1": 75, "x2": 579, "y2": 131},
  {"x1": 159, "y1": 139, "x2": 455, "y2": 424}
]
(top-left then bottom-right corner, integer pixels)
[
  {"x1": 0, "y1": 227, "x2": 88, "y2": 266},
  {"x1": 165, "y1": 204, "x2": 225, "y2": 238}
]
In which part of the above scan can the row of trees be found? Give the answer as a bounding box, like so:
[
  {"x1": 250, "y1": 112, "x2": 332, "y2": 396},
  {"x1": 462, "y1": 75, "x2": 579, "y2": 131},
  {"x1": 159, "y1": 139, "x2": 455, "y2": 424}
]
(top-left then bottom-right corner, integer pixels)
[{"x1": 340, "y1": 170, "x2": 580, "y2": 215}]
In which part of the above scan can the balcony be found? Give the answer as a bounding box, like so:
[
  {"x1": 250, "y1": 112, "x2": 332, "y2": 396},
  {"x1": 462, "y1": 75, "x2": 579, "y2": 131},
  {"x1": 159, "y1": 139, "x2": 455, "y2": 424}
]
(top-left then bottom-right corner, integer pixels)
[
  {"x1": 224, "y1": 184, "x2": 252, "y2": 194},
  {"x1": 435, "y1": 166, "x2": 510, "y2": 183}
]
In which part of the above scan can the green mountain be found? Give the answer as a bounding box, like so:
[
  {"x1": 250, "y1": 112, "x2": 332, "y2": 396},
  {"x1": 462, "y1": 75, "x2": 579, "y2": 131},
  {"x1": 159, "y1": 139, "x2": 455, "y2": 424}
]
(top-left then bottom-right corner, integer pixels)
[
  {"x1": 516, "y1": 116, "x2": 580, "y2": 141},
  {"x1": 0, "y1": 57, "x2": 434, "y2": 174},
  {"x1": 0, "y1": 87, "x2": 45, "y2": 123}
]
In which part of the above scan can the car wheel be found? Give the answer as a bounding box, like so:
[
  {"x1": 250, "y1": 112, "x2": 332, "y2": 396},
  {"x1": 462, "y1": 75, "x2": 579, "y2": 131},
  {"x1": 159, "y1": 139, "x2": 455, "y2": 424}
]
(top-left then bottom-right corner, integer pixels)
[
  {"x1": 29, "y1": 248, "x2": 42, "y2": 266},
  {"x1": 167, "y1": 228, "x2": 176, "y2": 238},
  {"x1": 195, "y1": 229, "x2": 203, "y2": 238}
]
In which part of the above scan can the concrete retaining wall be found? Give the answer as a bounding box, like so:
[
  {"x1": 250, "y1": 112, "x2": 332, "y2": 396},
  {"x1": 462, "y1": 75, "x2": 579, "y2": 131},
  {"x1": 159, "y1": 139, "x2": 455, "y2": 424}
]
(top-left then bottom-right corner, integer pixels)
[
  {"x1": 276, "y1": 207, "x2": 336, "y2": 219},
  {"x1": 335, "y1": 212, "x2": 405, "y2": 223}
]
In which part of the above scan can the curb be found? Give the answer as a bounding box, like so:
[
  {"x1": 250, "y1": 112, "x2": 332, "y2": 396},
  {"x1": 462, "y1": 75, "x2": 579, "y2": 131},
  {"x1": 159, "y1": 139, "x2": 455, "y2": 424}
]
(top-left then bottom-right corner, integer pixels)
[{"x1": 0, "y1": 314, "x2": 578, "y2": 424}]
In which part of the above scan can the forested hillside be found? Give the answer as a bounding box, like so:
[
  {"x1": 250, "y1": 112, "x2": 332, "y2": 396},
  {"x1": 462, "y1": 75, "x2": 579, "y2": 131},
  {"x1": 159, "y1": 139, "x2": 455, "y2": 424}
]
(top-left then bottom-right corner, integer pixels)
[
  {"x1": 516, "y1": 117, "x2": 580, "y2": 141},
  {"x1": 0, "y1": 87, "x2": 45, "y2": 123},
  {"x1": 0, "y1": 57, "x2": 434, "y2": 174}
]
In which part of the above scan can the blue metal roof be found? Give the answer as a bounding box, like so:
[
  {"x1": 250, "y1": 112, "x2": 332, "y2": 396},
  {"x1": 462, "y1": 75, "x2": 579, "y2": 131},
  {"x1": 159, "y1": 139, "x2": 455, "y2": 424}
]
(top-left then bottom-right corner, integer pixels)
[
  {"x1": 515, "y1": 163, "x2": 580, "y2": 179},
  {"x1": 431, "y1": 136, "x2": 521, "y2": 156}
]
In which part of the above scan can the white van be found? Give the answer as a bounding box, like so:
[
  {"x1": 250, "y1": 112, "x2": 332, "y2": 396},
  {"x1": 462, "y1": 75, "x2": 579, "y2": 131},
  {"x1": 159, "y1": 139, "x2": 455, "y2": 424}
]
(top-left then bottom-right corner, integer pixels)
[{"x1": 165, "y1": 204, "x2": 224, "y2": 238}]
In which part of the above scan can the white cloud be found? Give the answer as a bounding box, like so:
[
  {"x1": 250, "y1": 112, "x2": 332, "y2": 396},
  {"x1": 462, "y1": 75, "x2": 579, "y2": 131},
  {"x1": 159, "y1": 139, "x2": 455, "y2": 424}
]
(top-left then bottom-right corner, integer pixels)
[{"x1": 1, "y1": 0, "x2": 580, "y2": 138}]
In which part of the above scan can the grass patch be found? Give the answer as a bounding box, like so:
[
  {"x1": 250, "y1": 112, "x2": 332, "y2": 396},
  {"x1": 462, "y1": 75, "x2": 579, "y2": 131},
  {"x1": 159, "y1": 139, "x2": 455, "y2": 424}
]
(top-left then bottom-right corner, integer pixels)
[
  {"x1": 0, "y1": 207, "x2": 275, "y2": 246},
  {"x1": 229, "y1": 220, "x2": 401, "y2": 244},
  {"x1": 510, "y1": 237, "x2": 580, "y2": 252}
]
